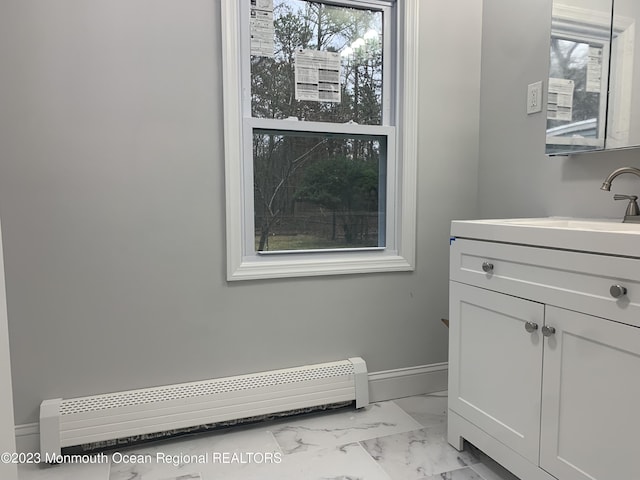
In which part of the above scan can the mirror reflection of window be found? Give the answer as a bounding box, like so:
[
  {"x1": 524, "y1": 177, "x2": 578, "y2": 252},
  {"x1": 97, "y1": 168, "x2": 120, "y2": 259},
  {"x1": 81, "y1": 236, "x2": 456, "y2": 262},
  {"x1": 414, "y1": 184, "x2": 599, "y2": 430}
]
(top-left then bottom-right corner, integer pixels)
[
  {"x1": 546, "y1": 2, "x2": 612, "y2": 155},
  {"x1": 548, "y1": 39, "x2": 602, "y2": 128}
]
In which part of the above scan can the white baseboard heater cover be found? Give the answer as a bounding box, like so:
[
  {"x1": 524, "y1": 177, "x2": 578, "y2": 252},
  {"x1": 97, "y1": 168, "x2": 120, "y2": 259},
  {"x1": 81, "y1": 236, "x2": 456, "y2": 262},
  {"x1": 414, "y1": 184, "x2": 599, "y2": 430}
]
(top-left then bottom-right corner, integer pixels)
[{"x1": 40, "y1": 357, "x2": 368, "y2": 456}]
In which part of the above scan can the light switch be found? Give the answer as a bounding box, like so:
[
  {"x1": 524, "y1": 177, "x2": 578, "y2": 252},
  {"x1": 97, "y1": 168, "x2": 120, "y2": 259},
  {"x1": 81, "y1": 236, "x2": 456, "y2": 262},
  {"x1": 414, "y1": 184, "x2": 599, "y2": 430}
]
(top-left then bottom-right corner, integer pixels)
[{"x1": 527, "y1": 81, "x2": 543, "y2": 114}]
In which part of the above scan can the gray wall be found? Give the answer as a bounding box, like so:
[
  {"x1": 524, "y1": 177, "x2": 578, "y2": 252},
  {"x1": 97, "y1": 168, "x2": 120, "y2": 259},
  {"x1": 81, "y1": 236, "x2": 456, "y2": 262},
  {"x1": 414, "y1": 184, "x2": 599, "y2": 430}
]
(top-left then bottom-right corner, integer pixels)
[
  {"x1": 478, "y1": 0, "x2": 640, "y2": 220},
  {"x1": 0, "y1": 0, "x2": 482, "y2": 426}
]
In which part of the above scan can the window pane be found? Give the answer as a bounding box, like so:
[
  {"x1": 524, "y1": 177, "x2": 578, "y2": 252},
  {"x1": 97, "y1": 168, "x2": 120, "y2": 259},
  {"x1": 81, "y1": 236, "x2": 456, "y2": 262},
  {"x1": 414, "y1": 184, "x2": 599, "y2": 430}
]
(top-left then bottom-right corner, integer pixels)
[
  {"x1": 251, "y1": 0, "x2": 384, "y2": 125},
  {"x1": 253, "y1": 129, "x2": 387, "y2": 252}
]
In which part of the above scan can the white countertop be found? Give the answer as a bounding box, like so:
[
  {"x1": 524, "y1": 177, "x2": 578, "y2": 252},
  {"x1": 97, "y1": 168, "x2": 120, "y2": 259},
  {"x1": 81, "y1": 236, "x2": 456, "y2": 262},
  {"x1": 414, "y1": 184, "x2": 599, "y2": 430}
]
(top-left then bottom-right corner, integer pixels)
[{"x1": 451, "y1": 217, "x2": 640, "y2": 259}]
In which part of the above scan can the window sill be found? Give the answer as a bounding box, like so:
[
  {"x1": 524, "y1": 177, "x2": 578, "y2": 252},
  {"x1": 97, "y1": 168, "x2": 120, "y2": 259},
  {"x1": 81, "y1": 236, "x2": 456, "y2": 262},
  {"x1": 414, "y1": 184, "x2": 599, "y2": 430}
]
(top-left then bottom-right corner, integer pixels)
[{"x1": 228, "y1": 250, "x2": 414, "y2": 281}]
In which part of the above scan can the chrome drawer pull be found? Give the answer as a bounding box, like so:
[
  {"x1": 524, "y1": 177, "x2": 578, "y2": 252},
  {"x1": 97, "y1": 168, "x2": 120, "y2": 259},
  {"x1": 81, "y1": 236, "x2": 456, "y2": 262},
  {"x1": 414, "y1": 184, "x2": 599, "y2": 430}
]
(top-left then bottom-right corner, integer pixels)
[
  {"x1": 525, "y1": 321, "x2": 538, "y2": 333},
  {"x1": 482, "y1": 262, "x2": 494, "y2": 273},
  {"x1": 610, "y1": 284, "x2": 627, "y2": 298},
  {"x1": 542, "y1": 325, "x2": 556, "y2": 337}
]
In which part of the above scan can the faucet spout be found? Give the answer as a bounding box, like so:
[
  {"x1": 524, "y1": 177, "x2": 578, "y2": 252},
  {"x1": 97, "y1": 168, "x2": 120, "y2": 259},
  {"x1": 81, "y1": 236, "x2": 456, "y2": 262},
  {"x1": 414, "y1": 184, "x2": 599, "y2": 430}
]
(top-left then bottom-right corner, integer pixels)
[{"x1": 600, "y1": 166, "x2": 640, "y2": 191}]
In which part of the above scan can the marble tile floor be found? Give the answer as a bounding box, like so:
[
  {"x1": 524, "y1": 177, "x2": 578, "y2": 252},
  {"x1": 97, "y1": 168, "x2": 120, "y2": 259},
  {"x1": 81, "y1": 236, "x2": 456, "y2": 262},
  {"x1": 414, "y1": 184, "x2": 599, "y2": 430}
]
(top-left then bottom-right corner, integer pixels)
[{"x1": 18, "y1": 391, "x2": 520, "y2": 480}]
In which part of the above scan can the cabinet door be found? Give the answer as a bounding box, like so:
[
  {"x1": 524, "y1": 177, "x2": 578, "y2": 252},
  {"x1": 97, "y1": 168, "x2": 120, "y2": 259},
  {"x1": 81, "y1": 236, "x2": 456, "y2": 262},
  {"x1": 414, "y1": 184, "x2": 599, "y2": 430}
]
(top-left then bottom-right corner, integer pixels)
[
  {"x1": 449, "y1": 282, "x2": 544, "y2": 463},
  {"x1": 541, "y1": 306, "x2": 640, "y2": 480}
]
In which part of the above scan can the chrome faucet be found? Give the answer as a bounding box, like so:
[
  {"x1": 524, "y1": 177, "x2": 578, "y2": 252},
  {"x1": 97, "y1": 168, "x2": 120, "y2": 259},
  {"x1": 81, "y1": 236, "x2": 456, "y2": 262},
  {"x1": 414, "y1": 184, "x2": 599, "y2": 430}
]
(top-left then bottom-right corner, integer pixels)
[{"x1": 600, "y1": 167, "x2": 640, "y2": 223}]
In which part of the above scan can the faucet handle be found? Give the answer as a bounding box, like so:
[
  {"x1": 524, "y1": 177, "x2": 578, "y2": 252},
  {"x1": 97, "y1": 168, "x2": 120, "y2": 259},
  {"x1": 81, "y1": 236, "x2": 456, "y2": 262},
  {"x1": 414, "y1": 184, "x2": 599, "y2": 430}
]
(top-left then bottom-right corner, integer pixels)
[
  {"x1": 614, "y1": 194, "x2": 640, "y2": 217},
  {"x1": 614, "y1": 194, "x2": 638, "y2": 201}
]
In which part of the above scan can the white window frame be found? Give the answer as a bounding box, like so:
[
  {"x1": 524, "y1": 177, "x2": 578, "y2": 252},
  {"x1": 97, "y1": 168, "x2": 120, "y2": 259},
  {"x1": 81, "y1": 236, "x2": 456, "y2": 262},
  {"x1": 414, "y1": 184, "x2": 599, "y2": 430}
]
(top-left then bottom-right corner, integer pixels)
[
  {"x1": 221, "y1": 0, "x2": 418, "y2": 281},
  {"x1": 607, "y1": 12, "x2": 635, "y2": 148}
]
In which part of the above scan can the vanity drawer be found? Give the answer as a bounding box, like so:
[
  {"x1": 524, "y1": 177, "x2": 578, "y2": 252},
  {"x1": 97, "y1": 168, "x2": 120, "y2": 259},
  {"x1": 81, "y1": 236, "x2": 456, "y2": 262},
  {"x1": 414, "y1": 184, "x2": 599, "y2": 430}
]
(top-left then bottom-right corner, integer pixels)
[{"x1": 450, "y1": 238, "x2": 640, "y2": 328}]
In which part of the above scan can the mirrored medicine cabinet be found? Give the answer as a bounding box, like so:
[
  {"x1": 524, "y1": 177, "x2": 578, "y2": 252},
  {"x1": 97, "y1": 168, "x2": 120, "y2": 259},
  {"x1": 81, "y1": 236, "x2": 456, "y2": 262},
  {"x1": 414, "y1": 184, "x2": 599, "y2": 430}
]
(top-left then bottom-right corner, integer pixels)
[{"x1": 546, "y1": 0, "x2": 639, "y2": 155}]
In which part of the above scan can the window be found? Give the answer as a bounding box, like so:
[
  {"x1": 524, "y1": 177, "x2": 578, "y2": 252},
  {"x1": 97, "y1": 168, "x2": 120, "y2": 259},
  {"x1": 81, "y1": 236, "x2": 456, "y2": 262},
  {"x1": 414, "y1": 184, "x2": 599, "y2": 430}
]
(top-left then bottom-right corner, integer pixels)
[{"x1": 221, "y1": 0, "x2": 418, "y2": 280}]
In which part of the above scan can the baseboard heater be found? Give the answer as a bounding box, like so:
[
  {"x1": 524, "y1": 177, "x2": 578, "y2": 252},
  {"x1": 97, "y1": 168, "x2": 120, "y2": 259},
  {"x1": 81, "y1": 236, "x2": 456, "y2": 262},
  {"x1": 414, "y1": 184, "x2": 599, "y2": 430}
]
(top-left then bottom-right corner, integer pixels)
[{"x1": 40, "y1": 357, "x2": 368, "y2": 457}]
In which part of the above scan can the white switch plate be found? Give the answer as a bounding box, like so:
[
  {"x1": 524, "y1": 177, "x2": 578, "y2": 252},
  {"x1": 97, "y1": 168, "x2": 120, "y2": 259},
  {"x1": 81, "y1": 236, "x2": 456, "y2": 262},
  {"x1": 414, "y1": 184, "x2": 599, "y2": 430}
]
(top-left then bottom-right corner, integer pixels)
[{"x1": 527, "y1": 81, "x2": 543, "y2": 114}]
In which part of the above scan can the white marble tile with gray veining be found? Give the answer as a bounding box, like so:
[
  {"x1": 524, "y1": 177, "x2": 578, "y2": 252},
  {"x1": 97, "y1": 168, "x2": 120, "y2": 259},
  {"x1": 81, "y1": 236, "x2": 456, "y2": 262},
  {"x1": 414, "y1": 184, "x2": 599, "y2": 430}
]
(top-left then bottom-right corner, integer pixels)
[
  {"x1": 18, "y1": 460, "x2": 111, "y2": 480},
  {"x1": 393, "y1": 392, "x2": 448, "y2": 428},
  {"x1": 108, "y1": 424, "x2": 281, "y2": 480},
  {"x1": 271, "y1": 401, "x2": 423, "y2": 455},
  {"x1": 421, "y1": 466, "x2": 485, "y2": 479},
  {"x1": 360, "y1": 424, "x2": 480, "y2": 480},
  {"x1": 202, "y1": 442, "x2": 393, "y2": 480},
  {"x1": 158, "y1": 474, "x2": 202, "y2": 480}
]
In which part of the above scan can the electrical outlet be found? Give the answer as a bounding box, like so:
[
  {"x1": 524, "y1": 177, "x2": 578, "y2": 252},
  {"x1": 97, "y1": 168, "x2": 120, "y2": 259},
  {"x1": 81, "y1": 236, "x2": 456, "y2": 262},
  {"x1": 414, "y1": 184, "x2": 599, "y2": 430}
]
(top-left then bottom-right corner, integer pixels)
[{"x1": 527, "y1": 81, "x2": 543, "y2": 114}]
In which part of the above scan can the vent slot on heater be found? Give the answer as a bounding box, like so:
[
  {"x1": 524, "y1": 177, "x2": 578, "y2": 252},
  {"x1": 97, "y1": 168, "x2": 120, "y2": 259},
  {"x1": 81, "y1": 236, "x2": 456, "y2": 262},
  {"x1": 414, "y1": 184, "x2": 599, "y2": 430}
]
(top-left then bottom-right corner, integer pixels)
[{"x1": 40, "y1": 357, "x2": 368, "y2": 456}]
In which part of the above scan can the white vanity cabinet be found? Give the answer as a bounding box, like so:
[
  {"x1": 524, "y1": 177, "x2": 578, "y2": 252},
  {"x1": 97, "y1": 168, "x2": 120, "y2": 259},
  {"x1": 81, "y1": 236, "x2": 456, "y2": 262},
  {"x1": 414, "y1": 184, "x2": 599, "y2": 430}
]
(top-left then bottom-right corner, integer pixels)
[{"x1": 448, "y1": 222, "x2": 640, "y2": 480}]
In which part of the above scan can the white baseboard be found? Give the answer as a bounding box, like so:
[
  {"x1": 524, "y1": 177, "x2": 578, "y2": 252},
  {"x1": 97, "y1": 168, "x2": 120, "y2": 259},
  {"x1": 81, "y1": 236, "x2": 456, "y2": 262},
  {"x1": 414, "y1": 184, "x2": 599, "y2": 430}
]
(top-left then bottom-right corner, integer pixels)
[
  {"x1": 14, "y1": 362, "x2": 449, "y2": 454},
  {"x1": 15, "y1": 423, "x2": 38, "y2": 455},
  {"x1": 368, "y1": 362, "x2": 448, "y2": 403}
]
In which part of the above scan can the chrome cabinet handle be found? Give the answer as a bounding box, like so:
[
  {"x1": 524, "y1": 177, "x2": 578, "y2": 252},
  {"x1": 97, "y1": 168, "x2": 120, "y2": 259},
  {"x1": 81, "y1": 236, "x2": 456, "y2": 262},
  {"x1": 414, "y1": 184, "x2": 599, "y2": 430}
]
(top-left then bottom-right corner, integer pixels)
[
  {"x1": 524, "y1": 321, "x2": 538, "y2": 333},
  {"x1": 610, "y1": 284, "x2": 627, "y2": 298},
  {"x1": 542, "y1": 325, "x2": 556, "y2": 337},
  {"x1": 482, "y1": 262, "x2": 494, "y2": 273}
]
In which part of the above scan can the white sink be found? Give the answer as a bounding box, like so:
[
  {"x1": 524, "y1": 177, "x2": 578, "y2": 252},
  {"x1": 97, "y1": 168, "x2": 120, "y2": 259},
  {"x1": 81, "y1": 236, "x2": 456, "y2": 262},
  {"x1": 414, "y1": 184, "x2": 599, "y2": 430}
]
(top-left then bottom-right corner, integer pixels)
[{"x1": 451, "y1": 217, "x2": 640, "y2": 258}]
